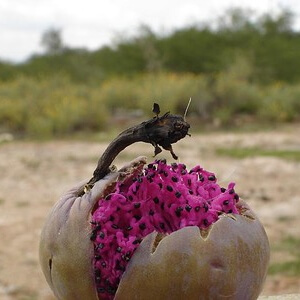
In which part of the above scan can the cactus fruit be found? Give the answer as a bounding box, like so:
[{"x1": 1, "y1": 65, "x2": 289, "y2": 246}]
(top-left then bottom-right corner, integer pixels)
[{"x1": 39, "y1": 107, "x2": 269, "y2": 300}]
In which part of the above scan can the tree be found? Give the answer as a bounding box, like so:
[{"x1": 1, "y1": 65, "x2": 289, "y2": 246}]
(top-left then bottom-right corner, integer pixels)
[
  {"x1": 258, "y1": 10, "x2": 294, "y2": 34},
  {"x1": 41, "y1": 28, "x2": 64, "y2": 55}
]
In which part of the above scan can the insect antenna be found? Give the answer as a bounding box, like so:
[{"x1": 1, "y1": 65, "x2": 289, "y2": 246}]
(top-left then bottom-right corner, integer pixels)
[{"x1": 183, "y1": 97, "x2": 192, "y2": 121}]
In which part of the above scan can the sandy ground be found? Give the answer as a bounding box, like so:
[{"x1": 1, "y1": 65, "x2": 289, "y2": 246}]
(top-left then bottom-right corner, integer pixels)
[{"x1": 0, "y1": 126, "x2": 299, "y2": 299}]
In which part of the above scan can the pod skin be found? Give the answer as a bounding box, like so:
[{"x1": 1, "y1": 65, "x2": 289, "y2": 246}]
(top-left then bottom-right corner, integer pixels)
[
  {"x1": 116, "y1": 211, "x2": 270, "y2": 300},
  {"x1": 39, "y1": 157, "x2": 270, "y2": 300}
]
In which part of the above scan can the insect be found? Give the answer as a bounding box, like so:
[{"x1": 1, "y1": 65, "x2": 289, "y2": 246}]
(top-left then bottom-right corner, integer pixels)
[
  {"x1": 79, "y1": 103, "x2": 190, "y2": 196},
  {"x1": 152, "y1": 103, "x2": 160, "y2": 117}
]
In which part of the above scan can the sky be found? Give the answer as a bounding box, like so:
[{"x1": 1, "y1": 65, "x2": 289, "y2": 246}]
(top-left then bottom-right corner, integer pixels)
[{"x1": 1, "y1": 0, "x2": 299, "y2": 63}]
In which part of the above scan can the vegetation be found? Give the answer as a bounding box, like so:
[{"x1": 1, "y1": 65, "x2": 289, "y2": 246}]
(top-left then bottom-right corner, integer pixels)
[
  {"x1": 216, "y1": 147, "x2": 300, "y2": 161},
  {"x1": 0, "y1": 8, "x2": 300, "y2": 138},
  {"x1": 269, "y1": 236, "x2": 300, "y2": 276}
]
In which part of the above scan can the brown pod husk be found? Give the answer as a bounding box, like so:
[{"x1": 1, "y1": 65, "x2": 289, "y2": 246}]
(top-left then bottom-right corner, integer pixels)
[
  {"x1": 39, "y1": 157, "x2": 146, "y2": 300},
  {"x1": 115, "y1": 203, "x2": 270, "y2": 300},
  {"x1": 39, "y1": 157, "x2": 270, "y2": 300}
]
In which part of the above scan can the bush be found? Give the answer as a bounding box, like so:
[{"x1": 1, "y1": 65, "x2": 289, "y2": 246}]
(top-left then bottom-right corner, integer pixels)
[
  {"x1": 0, "y1": 71, "x2": 299, "y2": 138},
  {"x1": 259, "y1": 83, "x2": 300, "y2": 122},
  {"x1": 212, "y1": 74, "x2": 262, "y2": 125},
  {"x1": 0, "y1": 76, "x2": 108, "y2": 138}
]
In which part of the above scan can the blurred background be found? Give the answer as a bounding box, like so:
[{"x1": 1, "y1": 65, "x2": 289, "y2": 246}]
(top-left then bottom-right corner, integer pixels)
[{"x1": 0, "y1": 0, "x2": 299, "y2": 299}]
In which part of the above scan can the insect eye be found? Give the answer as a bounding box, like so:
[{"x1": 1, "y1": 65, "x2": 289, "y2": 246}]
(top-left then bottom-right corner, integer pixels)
[{"x1": 174, "y1": 122, "x2": 183, "y2": 130}]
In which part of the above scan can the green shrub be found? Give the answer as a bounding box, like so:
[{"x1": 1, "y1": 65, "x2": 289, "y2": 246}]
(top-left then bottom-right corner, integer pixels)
[
  {"x1": 260, "y1": 83, "x2": 300, "y2": 122},
  {"x1": 0, "y1": 76, "x2": 108, "y2": 138},
  {"x1": 0, "y1": 71, "x2": 299, "y2": 138},
  {"x1": 210, "y1": 56, "x2": 262, "y2": 125}
]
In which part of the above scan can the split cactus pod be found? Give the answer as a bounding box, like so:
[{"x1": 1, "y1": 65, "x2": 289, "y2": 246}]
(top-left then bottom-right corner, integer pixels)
[
  {"x1": 39, "y1": 108, "x2": 270, "y2": 299},
  {"x1": 40, "y1": 157, "x2": 269, "y2": 300}
]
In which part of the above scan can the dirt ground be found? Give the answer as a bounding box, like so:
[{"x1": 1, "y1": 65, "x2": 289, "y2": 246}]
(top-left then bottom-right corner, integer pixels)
[{"x1": 0, "y1": 126, "x2": 299, "y2": 299}]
